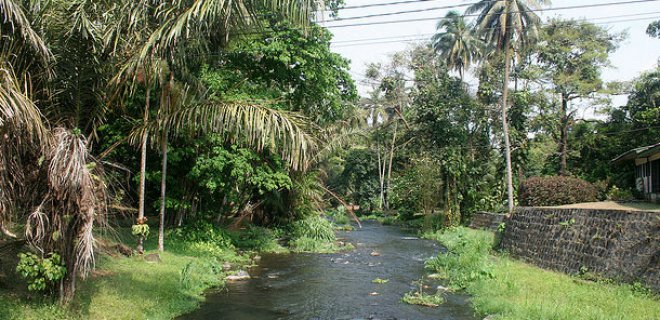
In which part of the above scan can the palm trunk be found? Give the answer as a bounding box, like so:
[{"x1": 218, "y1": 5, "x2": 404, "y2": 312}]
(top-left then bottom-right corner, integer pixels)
[
  {"x1": 502, "y1": 34, "x2": 515, "y2": 215},
  {"x1": 386, "y1": 121, "x2": 398, "y2": 210},
  {"x1": 377, "y1": 146, "x2": 385, "y2": 209},
  {"x1": 158, "y1": 127, "x2": 168, "y2": 252},
  {"x1": 137, "y1": 87, "x2": 150, "y2": 254},
  {"x1": 558, "y1": 94, "x2": 569, "y2": 176}
]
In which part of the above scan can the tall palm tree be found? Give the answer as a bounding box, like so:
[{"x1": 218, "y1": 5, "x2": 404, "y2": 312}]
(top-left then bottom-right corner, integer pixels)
[
  {"x1": 466, "y1": 0, "x2": 550, "y2": 214},
  {"x1": 431, "y1": 11, "x2": 482, "y2": 80},
  {"x1": 109, "y1": 0, "x2": 320, "y2": 253}
]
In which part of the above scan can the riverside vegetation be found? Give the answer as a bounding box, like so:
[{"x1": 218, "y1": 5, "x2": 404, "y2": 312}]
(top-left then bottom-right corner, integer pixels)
[
  {"x1": 0, "y1": 215, "x2": 348, "y2": 320},
  {"x1": 423, "y1": 227, "x2": 660, "y2": 320},
  {"x1": 1, "y1": 0, "x2": 660, "y2": 318}
]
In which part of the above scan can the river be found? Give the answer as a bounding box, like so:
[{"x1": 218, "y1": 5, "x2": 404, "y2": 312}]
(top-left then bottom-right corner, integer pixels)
[{"x1": 180, "y1": 221, "x2": 477, "y2": 320}]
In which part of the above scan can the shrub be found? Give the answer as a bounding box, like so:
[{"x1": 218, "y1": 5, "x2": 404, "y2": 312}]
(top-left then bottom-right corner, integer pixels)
[
  {"x1": 606, "y1": 185, "x2": 635, "y2": 201},
  {"x1": 424, "y1": 227, "x2": 495, "y2": 289},
  {"x1": 16, "y1": 252, "x2": 66, "y2": 293},
  {"x1": 518, "y1": 176, "x2": 598, "y2": 206},
  {"x1": 289, "y1": 215, "x2": 336, "y2": 242},
  {"x1": 229, "y1": 225, "x2": 288, "y2": 253}
]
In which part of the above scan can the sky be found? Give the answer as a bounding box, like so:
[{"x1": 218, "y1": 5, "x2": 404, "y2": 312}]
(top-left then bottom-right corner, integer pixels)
[{"x1": 319, "y1": 0, "x2": 660, "y2": 106}]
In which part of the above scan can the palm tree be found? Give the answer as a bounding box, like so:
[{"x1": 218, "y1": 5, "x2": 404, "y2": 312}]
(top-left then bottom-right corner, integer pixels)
[
  {"x1": 432, "y1": 11, "x2": 482, "y2": 80},
  {"x1": 109, "y1": 0, "x2": 320, "y2": 253},
  {"x1": 466, "y1": 0, "x2": 550, "y2": 214}
]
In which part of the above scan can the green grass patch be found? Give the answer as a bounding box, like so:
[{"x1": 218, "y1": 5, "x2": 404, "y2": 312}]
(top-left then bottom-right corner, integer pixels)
[
  {"x1": 424, "y1": 227, "x2": 660, "y2": 320},
  {"x1": 402, "y1": 291, "x2": 444, "y2": 307},
  {"x1": 287, "y1": 215, "x2": 353, "y2": 253},
  {"x1": 0, "y1": 225, "x2": 250, "y2": 320}
]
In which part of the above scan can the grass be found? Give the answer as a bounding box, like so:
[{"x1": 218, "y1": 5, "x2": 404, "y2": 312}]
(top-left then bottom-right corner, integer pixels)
[
  {"x1": 424, "y1": 227, "x2": 660, "y2": 320},
  {"x1": 0, "y1": 227, "x2": 250, "y2": 320},
  {"x1": 0, "y1": 217, "x2": 353, "y2": 319},
  {"x1": 402, "y1": 291, "x2": 444, "y2": 307}
]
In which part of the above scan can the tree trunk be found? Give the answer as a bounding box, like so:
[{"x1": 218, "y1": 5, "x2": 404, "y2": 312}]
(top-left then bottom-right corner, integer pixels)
[
  {"x1": 502, "y1": 33, "x2": 515, "y2": 215},
  {"x1": 158, "y1": 127, "x2": 168, "y2": 252},
  {"x1": 137, "y1": 86, "x2": 150, "y2": 254},
  {"x1": 558, "y1": 94, "x2": 569, "y2": 176},
  {"x1": 377, "y1": 146, "x2": 385, "y2": 209},
  {"x1": 386, "y1": 121, "x2": 398, "y2": 210}
]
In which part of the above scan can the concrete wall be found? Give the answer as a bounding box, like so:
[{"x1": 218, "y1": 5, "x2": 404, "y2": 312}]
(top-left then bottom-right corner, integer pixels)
[{"x1": 499, "y1": 207, "x2": 659, "y2": 291}]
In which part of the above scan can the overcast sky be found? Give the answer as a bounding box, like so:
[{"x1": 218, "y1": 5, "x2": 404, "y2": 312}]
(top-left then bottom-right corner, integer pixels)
[{"x1": 320, "y1": 0, "x2": 660, "y2": 104}]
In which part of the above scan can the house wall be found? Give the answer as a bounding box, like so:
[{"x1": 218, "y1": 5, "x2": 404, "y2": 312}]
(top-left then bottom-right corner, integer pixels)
[{"x1": 499, "y1": 207, "x2": 659, "y2": 291}]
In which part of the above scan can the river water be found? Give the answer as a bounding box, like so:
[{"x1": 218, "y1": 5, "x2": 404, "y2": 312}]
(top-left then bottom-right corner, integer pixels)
[{"x1": 180, "y1": 221, "x2": 477, "y2": 320}]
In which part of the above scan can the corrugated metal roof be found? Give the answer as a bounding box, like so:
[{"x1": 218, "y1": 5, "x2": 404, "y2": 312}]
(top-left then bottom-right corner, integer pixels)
[{"x1": 612, "y1": 142, "x2": 660, "y2": 163}]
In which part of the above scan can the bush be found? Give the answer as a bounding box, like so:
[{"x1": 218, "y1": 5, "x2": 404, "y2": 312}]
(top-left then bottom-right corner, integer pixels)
[
  {"x1": 289, "y1": 215, "x2": 336, "y2": 242},
  {"x1": 424, "y1": 227, "x2": 495, "y2": 289},
  {"x1": 229, "y1": 225, "x2": 288, "y2": 253},
  {"x1": 16, "y1": 252, "x2": 66, "y2": 293},
  {"x1": 518, "y1": 176, "x2": 598, "y2": 206},
  {"x1": 606, "y1": 185, "x2": 635, "y2": 201}
]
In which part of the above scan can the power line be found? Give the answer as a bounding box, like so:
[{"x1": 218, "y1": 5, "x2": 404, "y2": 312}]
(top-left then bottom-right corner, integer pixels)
[
  {"x1": 331, "y1": 15, "x2": 660, "y2": 47},
  {"x1": 332, "y1": 11, "x2": 660, "y2": 45},
  {"x1": 322, "y1": 0, "x2": 660, "y2": 28},
  {"x1": 342, "y1": 0, "x2": 440, "y2": 10},
  {"x1": 330, "y1": 2, "x2": 476, "y2": 22}
]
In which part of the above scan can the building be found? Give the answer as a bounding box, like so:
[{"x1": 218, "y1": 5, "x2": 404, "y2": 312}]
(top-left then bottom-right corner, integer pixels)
[{"x1": 613, "y1": 142, "x2": 660, "y2": 203}]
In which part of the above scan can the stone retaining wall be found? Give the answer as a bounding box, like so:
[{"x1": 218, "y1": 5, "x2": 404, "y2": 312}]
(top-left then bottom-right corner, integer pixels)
[
  {"x1": 499, "y1": 207, "x2": 659, "y2": 291},
  {"x1": 468, "y1": 212, "x2": 505, "y2": 231}
]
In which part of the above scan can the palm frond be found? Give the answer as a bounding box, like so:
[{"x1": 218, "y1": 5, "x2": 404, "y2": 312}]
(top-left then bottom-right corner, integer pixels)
[
  {"x1": 130, "y1": 101, "x2": 315, "y2": 171},
  {"x1": 0, "y1": 0, "x2": 52, "y2": 62}
]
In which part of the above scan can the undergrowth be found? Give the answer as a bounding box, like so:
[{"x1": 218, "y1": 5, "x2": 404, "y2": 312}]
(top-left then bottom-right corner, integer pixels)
[{"x1": 424, "y1": 227, "x2": 660, "y2": 320}]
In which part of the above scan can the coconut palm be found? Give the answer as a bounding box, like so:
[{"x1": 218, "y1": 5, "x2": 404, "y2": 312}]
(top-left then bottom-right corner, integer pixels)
[
  {"x1": 431, "y1": 11, "x2": 483, "y2": 80},
  {"x1": 108, "y1": 0, "x2": 320, "y2": 253},
  {"x1": 466, "y1": 0, "x2": 550, "y2": 214}
]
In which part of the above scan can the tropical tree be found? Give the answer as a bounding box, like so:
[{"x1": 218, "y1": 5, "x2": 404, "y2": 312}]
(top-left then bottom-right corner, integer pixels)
[
  {"x1": 535, "y1": 19, "x2": 621, "y2": 175},
  {"x1": 108, "y1": 0, "x2": 323, "y2": 253},
  {"x1": 432, "y1": 11, "x2": 483, "y2": 80},
  {"x1": 0, "y1": 0, "x2": 111, "y2": 303},
  {"x1": 466, "y1": 0, "x2": 550, "y2": 214}
]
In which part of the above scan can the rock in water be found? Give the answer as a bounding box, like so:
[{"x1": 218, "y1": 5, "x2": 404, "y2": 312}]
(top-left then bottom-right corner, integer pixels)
[
  {"x1": 144, "y1": 253, "x2": 161, "y2": 263},
  {"x1": 370, "y1": 251, "x2": 381, "y2": 256},
  {"x1": 226, "y1": 270, "x2": 250, "y2": 281}
]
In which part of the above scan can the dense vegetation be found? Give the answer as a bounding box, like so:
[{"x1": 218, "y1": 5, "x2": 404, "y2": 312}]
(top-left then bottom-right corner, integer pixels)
[
  {"x1": 0, "y1": 0, "x2": 659, "y2": 318},
  {"x1": 424, "y1": 227, "x2": 660, "y2": 319}
]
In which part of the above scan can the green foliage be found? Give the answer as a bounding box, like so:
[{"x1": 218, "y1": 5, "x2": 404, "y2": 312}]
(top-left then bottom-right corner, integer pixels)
[
  {"x1": 647, "y1": 20, "x2": 660, "y2": 38},
  {"x1": 402, "y1": 290, "x2": 445, "y2": 307},
  {"x1": 191, "y1": 139, "x2": 292, "y2": 199},
  {"x1": 424, "y1": 227, "x2": 495, "y2": 290},
  {"x1": 131, "y1": 224, "x2": 150, "y2": 239},
  {"x1": 518, "y1": 176, "x2": 598, "y2": 206},
  {"x1": 326, "y1": 207, "x2": 350, "y2": 225},
  {"x1": 286, "y1": 215, "x2": 350, "y2": 253},
  {"x1": 289, "y1": 215, "x2": 336, "y2": 242},
  {"x1": 390, "y1": 157, "x2": 442, "y2": 219},
  {"x1": 337, "y1": 148, "x2": 381, "y2": 210},
  {"x1": 288, "y1": 237, "x2": 339, "y2": 253},
  {"x1": 606, "y1": 186, "x2": 635, "y2": 201},
  {"x1": 372, "y1": 278, "x2": 389, "y2": 284},
  {"x1": 16, "y1": 253, "x2": 66, "y2": 293},
  {"x1": 425, "y1": 229, "x2": 660, "y2": 320},
  {"x1": 203, "y1": 21, "x2": 357, "y2": 124},
  {"x1": 189, "y1": 136, "x2": 293, "y2": 222},
  {"x1": 229, "y1": 225, "x2": 288, "y2": 253},
  {"x1": 559, "y1": 218, "x2": 576, "y2": 228},
  {"x1": 167, "y1": 222, "x2": 237, "y2": 257}
]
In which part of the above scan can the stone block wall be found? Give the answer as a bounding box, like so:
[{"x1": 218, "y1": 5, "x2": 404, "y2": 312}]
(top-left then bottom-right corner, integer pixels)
[
  {"x1": 499, "y1": 207, "x2": 659, "y2": 291},
  {"x1": 469, "y1": 212, "x2": 505, "y2": 231}
]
